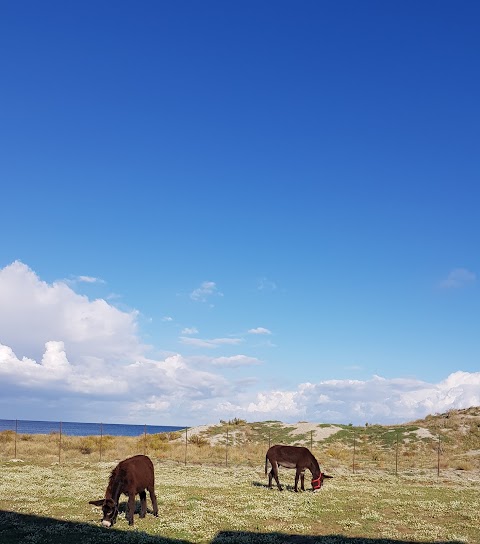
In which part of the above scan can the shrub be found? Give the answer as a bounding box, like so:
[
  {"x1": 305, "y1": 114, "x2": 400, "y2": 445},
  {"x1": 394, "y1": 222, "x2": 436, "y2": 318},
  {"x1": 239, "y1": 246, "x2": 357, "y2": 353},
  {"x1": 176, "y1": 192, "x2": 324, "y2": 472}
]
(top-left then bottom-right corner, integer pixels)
[
  {"x1": 78, "y1": 437, "x2": 98, "y2": 455},
  {"x1": 188, "y1": 435, "x2": 209, "y2": 447},
  {"x1": 454, "y1": 459, "x2": 474, "y2": 471},
  {"x1": 146, "y1": 434, "x2": 172, "y2": 452},
  {"x1": 0, "y1": 431, "x2": 15, "y2": 444}
]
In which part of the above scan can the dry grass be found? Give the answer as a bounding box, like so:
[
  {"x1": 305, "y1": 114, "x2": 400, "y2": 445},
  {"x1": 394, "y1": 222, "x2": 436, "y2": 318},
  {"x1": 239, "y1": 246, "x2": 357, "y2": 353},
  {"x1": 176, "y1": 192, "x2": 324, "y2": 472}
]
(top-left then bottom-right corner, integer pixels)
[{"x1": 1, "y1": 407, "x2": 480, "y2": 473}]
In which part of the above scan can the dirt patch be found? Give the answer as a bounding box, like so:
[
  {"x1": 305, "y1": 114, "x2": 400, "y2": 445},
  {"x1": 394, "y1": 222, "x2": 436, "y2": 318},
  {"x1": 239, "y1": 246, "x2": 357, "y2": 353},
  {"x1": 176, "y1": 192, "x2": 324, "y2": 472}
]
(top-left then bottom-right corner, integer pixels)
[{"x1": 413, "y1": 427, "x2": 434, "y2": 439}]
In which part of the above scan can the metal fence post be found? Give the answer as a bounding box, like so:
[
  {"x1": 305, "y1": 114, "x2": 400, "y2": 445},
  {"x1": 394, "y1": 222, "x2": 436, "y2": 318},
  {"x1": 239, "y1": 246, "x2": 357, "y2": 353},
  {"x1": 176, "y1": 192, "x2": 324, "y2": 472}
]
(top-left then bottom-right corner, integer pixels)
[
  {"x1": 144, "y1": 424, "x2": 147, "y2": 455},
  {"x1": 353, "y1": 431, "x2": 356, "y2": 474},
  {"x1": 14, "y1": 419, "x2": 18, "y2": 459},
  {"x1": 58, "y1": 421, "x2": 62, "y2": 464},
  {"x1": 226, "y1": 426, "x2": 229, "y2": 467},
  {"x1": 437, "y1": 434, "x2": 441, "y2": 477},
  {"x1": 100, "y1": 422, "x2": 103, "y2": 462}
]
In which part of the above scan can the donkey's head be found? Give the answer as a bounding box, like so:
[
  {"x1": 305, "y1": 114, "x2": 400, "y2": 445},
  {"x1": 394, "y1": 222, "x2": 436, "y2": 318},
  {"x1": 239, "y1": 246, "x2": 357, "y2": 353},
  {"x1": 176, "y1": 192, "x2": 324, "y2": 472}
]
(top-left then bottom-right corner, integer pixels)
[
  {"x1": 89, "y1": 498, "x2": 118, "y2": 527},
  {"x1": 311, "y1": 472, "x2": 333, "y2": 492}
]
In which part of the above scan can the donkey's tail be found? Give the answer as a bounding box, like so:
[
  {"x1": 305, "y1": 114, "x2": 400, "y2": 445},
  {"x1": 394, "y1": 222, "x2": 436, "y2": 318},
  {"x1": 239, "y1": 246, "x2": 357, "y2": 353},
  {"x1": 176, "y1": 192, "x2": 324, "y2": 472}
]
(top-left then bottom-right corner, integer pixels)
[{"x1": 265, "y1": 455, "x2": 269, "y2": 475}]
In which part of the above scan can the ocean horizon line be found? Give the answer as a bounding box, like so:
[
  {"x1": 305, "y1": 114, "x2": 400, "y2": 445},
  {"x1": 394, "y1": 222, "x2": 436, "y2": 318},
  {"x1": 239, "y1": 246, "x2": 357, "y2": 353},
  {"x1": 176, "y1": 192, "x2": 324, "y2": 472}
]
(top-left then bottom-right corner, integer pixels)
[{"x1": 0, "y1": 418, "x2": 187, "y2": 437}]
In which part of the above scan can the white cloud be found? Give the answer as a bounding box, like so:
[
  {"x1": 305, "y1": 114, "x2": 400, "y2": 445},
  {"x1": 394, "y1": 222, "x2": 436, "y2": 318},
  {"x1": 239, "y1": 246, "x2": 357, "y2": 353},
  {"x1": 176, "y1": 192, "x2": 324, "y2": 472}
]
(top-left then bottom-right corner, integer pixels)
[
  {"x1": 0, "y1": 341, "x2": 125, "y2": 395},
  {"x1": 216, "y1": 372, "x2": 480, "y2": 425},
  {"x1": 179, "y1": 337, "x2": 218, "y2": 349},
  {"x1": 248, "y1": 327, "x2": 272, "y2": 335},
  {"x1": 179, "y1": 336, "x2": 243, "y2": 349},
  {"x1": 63, "y1": 275, "x2": 105, "y2": 287},
  {"x1": 211, "y1": 355, "x2": 262, "y2": 367},
  {"x1": 0, "y1": 262, "x2": 229, "y2": 423},
  {"x1": 76, "y1": 275, "x2": 105, "y2": 284},
  {"x1": 162, "y1": 316, "x2": 174, "y2": 322},
  {"x1": 190, "y1": 281, "x2": 222, "y2": 302},
  {"x1": 181, "y1": 327, "x2": 198, "y2": 335},
  {"x1": 0, "y1": 261, "x2": 144, "y2": 364},
  {"x1": 439, "y1": 268, "x2": 476, "y2": 289}
]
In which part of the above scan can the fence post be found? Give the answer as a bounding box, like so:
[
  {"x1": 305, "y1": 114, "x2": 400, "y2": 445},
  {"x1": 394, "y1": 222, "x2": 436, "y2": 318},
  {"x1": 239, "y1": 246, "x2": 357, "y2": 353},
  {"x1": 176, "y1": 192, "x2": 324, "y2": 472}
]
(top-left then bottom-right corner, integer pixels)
[
  {"x1": 184, "y1": 427, "x2": 188, "y2": 466},
  {"x1": 226, "y1": 426, "x2": 229, "y2": 467},
  {"x1": 144, "y1": 424, "x2": 147, "y2": 455},
  {"x1": 59, "y1": 421, "x2": 62, "y2": 464},
  {"x1": 310, "y1": 430, "x2": 313, "y2": 451},
  {"x1": 100, "y1": 422, "x2": 103, "y2": 462},
  {"x1": 353, "y1": 432, "x2": 356, "y2": 474},
  {"x1": 268, "y1": 429, "x2": 271, "y2": 449},
  {"x1": 437, "y1": 434, "x2": 441, "y2": 477},
  {"x1": 395, "y1": 432, "x2": 399, "y2": 476},
  {"x1": 14, "y1": 419, "x2": 18, "y2": 459}
]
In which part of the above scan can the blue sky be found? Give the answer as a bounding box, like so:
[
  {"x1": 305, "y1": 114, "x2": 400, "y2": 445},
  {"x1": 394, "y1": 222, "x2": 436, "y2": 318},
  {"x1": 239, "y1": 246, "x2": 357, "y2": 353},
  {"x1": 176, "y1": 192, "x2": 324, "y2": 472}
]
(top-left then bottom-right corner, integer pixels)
[{"x1": 1, "y1": 1, "x2": 479, "y2": 426}]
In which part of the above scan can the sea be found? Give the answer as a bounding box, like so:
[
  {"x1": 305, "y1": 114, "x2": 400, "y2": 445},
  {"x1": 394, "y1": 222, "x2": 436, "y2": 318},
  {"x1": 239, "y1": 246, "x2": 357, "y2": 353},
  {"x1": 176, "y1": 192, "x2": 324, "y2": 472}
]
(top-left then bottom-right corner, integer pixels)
[{"x1": 0, "y1": 419, "x2": 186, "y2": 437}]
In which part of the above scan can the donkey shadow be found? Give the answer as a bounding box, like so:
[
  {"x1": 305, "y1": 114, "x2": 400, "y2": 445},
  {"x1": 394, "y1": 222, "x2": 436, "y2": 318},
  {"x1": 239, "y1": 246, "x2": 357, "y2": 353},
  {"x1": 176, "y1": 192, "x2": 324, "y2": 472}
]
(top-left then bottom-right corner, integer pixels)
[
  {"x1": 252, "y1": 480, "x2": 311, "y2": 492},
  {"x1": 118, "y1": 499, "x2": 156, "y2": 516}
]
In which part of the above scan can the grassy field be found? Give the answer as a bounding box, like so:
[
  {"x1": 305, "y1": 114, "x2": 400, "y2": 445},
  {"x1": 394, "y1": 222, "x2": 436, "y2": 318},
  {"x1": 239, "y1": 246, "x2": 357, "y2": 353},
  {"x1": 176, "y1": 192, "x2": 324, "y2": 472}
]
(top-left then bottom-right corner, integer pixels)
[{"x1": 0, "y1": 458, "x2": 479, "y2": 544}]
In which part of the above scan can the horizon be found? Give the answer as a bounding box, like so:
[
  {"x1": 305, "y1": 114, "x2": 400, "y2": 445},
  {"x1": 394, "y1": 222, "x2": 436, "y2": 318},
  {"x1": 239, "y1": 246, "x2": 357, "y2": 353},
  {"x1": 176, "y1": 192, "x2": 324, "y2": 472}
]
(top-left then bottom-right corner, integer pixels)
[{"x1": 1, "y1": 1, "x2": 479, "y2": 427}]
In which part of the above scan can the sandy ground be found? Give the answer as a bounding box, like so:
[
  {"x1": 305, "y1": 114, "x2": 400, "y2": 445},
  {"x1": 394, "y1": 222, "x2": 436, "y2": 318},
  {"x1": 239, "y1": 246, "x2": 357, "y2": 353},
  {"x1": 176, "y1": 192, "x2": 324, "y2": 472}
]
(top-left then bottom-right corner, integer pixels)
[
  {"x1": 413, "y1": 427, "x2": 434, "y2": 439},
  {"x1": 283, "y1": 422, "x2": 343, "y2": 441}
]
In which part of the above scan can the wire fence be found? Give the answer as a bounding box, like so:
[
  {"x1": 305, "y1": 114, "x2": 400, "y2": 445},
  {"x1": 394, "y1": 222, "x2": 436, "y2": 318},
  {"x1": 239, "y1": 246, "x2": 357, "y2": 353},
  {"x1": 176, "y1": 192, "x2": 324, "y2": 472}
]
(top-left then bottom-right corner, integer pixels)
[{"x1": 0, "y1": 419, "x2": 477, "y2": 476}]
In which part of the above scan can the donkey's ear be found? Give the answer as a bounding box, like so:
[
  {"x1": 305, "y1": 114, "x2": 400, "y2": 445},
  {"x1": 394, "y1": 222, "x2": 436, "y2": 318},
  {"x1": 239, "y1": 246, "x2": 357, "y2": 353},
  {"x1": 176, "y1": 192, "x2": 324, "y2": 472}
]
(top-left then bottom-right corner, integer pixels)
[
  {"x1": 323, "y1": 474, "x2": 334, "y2": 479},
  {"x1": 89, "y1": 499, "x2": 105, "y2": 506}
]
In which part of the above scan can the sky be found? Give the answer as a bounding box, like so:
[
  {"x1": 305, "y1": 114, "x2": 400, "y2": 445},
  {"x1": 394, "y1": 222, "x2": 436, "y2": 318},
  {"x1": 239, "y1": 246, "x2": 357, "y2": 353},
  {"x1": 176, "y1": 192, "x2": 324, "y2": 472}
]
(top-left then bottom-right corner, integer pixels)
[{"x1": 1, "y1": 1, "x2": 479, "y2": 427}]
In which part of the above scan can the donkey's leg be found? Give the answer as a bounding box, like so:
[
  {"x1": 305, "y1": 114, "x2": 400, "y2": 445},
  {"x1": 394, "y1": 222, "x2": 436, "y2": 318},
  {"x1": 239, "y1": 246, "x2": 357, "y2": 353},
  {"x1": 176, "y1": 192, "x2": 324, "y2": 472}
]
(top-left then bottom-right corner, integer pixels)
[
  {"x1": 127, "y1": 494, "x2": 136, "y2": 525},
  {"x1": 139, "y1": 490, "x2": 147, "y2": 518},
  {"x1": 149, "y1": 486, "x2": 159, "y2": 517},
  {"x1": 300, "y1": 470, "x2": 305, "y2": 491},
  {"x1": 271, "y1": 463, "x2": 282, "y2": 491},
  {"x1": 294, "y1": 468, "x2": 301, "y2": 492}
]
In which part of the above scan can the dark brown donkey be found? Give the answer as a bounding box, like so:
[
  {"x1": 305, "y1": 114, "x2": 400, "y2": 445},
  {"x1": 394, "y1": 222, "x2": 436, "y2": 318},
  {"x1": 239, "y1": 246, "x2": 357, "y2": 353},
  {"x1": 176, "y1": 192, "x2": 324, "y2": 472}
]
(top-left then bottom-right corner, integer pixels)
[
  {"x1": 265, "y1": 445, "x2": 333, "y2": 492},
  {"x1": 89, "y1": 454, "x2": 158, "y2": 526}
]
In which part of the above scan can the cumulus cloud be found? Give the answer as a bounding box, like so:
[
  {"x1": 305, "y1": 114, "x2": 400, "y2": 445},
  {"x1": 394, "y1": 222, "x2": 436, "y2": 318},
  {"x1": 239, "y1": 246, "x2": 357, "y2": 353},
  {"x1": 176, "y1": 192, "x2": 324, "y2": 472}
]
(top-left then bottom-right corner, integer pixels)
[
  {"x1": 216, "y1": 372, "x2": 480, "y2": 425},
  {"x1": 439, "y1": 268, "x2": 476, "y2": 289},
  {"x1": 0, "y1": 262, "x2": 229, "y2": 423},
  {"x1": 0, "y1": 261, "x2": 144, "y2": 364},
  {"x1": 0, "y1": 341, "x2": 125, "y2": 395}
]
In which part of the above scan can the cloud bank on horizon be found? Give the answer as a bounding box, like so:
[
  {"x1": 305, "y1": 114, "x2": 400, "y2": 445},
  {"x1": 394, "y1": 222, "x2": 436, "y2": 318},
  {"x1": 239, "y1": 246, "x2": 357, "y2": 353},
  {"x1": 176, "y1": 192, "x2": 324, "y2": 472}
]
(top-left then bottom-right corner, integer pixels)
[{"x1": 0, "y1": 261, "x2": 479, "y2": 426}]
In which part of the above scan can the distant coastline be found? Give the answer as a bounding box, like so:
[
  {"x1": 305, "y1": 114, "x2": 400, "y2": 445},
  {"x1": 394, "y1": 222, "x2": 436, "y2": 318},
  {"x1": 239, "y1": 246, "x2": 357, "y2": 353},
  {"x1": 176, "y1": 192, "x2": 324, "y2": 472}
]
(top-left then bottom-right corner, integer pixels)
[{"x1": 0, "y1": 418, "x2": 186, "y2": 437}]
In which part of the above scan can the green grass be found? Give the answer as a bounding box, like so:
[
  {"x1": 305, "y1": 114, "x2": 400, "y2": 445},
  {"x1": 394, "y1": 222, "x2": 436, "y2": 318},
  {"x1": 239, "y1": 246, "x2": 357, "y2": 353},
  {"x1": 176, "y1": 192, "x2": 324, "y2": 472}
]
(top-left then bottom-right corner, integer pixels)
[{"x1": 0, "y1": 459, "x2": 478, "y2": 543}]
